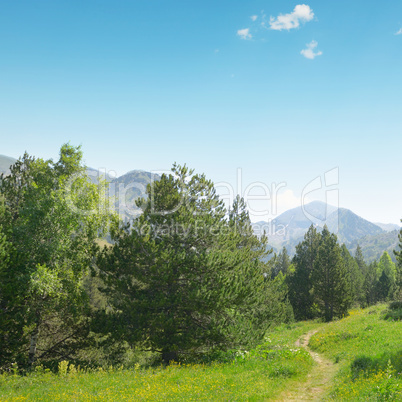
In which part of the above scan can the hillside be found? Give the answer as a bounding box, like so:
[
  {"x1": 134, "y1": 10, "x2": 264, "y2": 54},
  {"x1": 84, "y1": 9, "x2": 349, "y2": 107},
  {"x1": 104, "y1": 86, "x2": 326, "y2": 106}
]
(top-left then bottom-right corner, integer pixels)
[
  {"x1": 1, "y1": 154, "x2": 400, "y2": 259},
  {"x1": 110, "y1": 170, "x2": 159, "y2": 220},
  {"x1": 374, "y1": 222, "x2": 401, "y2": 232},
  {"x1": 348, "y1": 229, "x2": 400, "y2": 262},
  {"x1": 326, "y1": 207, "x2": 384, "y2": 243},
  {"x1": 265, "y1": 201, "x2": 383, "y2": 244},
  {"x1": 1, "y1": 304, "x2": 400, "y2": 401},
  {"x1": 1, "y1": 154, "x2": 159, "y2": 222},
  {"x1": 0, "y1": 155, "x2": 16, "y2": 175},
  {"x1": 255, "y1": 201, "x2": 398, "y2": 261}
]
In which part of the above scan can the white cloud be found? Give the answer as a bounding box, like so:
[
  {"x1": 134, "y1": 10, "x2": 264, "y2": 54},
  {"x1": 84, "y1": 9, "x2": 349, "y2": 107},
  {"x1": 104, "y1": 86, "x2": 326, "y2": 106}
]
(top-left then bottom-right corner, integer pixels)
[
  {"x1": 248, "y1": 189, "x2": 311, "y2": 223},
  {"x1": 301, "y1": 40, "x2": 322, "y2": 59},
  {"x1": 237, "y1": 28, "x2": 252, "y2": 40},
  {"x1": 251, "y1": 15, "x2": 258, "y2": 22},
  {"x1": 395, "y1": 28, "x2": 402, "y2": 35},
  {"x1": 275, "y1": 189, "x2": 306, "y2": 213},
  {"x1": 269, "y1": 4, "x2": 314, "y2": 31}
]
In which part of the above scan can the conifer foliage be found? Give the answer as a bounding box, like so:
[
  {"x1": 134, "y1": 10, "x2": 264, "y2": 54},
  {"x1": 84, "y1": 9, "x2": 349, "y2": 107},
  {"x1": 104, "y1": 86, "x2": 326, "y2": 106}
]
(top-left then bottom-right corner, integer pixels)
[
  {"x1": 393, "y1": 223, "x2": 402, "y2": 300},
  {"x1": 97, "y1": 165, "x2": 277, "y2": 364},
  {"x1": 312, "y1": 227, "x2": 352, "y2": 321},
  {"x1": 287, "y1": 226, "x2": 321, "y2": 320},
  {"x1": 288, "y1": 225, "x2": 352, "y2": 321}
]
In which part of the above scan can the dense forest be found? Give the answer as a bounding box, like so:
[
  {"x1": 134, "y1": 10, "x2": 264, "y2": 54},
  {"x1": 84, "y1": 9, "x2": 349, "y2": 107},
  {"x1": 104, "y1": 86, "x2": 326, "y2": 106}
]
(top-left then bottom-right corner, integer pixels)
[{"x1": 1, "y1": 144, "x2": 401, "y2": 371}]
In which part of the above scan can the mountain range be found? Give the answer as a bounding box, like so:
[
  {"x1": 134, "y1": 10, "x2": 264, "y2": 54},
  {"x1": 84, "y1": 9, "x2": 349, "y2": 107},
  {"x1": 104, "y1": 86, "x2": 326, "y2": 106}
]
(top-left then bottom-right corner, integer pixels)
[
  {"x1": 0, "y1": 154, "x2": 158, "y2": 221},
  {"x1": 254, "y1": 200, "x2": 400, "y2": 262},
  {"x1": 1, "y1": 154, "x2": 400, "y2": 262}
]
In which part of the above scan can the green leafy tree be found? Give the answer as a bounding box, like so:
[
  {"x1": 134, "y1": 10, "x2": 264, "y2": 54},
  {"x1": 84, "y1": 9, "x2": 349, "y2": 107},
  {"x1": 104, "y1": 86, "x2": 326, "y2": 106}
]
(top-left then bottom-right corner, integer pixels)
[
  {"x1": 287, "y1": 225, "x2": 321, "y2": 320},
  {"x1": 377, "y1": 251, "x2": 397, "y2": 300},
  {"x1": 0, "y1": 144, "x2": 114, "y2": 368},
  {"x1": 97, "y1": 165, "x2": 278, "y2": 364},
  {"x1": 394, "y1": 222, "x2": 402, "y2": 300},
  {"x1": 0, "y1": 197, "x2": 22, "y2": 365},
  {"x1": 341, "y1": 244, "x2": 364, "y2": 306},
  {"x1": 0, "y1": 197, "x2": 11, "y2": 281},
  {"x1": 312, "y1": 227, "x2": 352, "y2": 321}
]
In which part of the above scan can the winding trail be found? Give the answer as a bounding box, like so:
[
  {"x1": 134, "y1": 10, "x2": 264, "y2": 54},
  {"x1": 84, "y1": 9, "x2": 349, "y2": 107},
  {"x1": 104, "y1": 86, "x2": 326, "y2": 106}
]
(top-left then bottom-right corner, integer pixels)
[{"x1": 275, "y1": 329, "x2": 338, "y2": 401}]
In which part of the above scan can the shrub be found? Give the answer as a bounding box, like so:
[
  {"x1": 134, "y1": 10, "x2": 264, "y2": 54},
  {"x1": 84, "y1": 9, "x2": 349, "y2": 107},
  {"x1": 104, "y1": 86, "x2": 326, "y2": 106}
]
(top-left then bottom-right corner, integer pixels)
[
  {"x1": 388, "y1": 301, "x2": 402, "y2": 310},
  {"x1": 351, "y1": 351, "x2": 402, "y2": 379}
]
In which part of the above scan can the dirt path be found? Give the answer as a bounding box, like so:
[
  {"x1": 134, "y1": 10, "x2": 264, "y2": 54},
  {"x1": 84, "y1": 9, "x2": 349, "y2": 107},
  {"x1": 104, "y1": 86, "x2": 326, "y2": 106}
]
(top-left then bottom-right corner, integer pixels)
[{"x1": 275, "y1": 329, "x2": 337, "y2": 401}]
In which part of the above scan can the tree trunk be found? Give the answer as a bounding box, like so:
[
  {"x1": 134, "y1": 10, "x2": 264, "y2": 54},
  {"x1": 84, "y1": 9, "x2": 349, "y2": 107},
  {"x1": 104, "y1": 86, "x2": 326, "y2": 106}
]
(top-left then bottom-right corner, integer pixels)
[{"x1": 28, "y1": 317, "x2": 40, "y2": 367}]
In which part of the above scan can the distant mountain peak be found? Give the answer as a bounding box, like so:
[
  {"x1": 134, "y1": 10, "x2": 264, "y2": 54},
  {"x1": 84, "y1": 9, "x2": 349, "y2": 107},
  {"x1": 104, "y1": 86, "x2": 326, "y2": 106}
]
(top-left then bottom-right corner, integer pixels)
[{"x1": 0, "y1": 155, "x2": 17, "y2": 175}]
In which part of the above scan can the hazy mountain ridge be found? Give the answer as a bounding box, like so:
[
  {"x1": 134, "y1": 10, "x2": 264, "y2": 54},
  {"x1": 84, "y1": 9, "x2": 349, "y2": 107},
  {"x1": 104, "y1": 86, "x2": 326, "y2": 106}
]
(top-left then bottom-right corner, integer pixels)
[
  {"x1": 87, "y1": 168, "x2": 160, "y2": 221},
  {"x1": 374, "y1": 222, "x2": 401, "y2": 232},
  {"x1": 255, "y1": 201, "x2": 400, "y2": 262},
  {"x1": 1, "y1": 155, "x2": 158, "y2": 221},
  {"x1": 347, "y1": 230, "x2": 400, "y2": 263},
  {"x1": 1, "y1": 154, "x2": 400, "y2": 261},
  {"x1": 0, "y1": 155, "x2": 17, "y2": 175}
]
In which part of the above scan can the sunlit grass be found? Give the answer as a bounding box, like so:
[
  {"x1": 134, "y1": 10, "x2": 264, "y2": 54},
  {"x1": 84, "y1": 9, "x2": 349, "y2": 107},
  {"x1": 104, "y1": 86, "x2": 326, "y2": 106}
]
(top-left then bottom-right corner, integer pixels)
[
  {"x1": 0, "y1": 322, "x2": 320, "y2": 401},
  {"x1": 309, "y1": 304, "x2": 402, "y2": 401},
  {"x1": 2, "y1": 305, "x2": 400, "y2": 401}
]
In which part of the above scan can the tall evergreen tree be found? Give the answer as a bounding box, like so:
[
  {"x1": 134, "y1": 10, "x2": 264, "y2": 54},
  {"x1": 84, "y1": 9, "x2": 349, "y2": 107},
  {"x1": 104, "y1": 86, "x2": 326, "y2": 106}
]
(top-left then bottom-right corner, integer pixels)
[
  {"x1": 98, "y1": 165, "x2": 277, "y2": 364},
  {"x1": 354, "y1": 245, "x2": 367, "y2": 276},
  {"x1": 363, "y1": 262, "x2": 379, "y2": 306},
  {"x1": 312, "y1": 227, "x2": 352, "y2": 322},
  {"x1": 376, "y1": 270, "x2": 393, "y2": 302},
  {"x1": 287, "y1": 225, "x2": 321, "y2": 320},
  {"x1": 272, "y1": 247, "x2": 291, "y2": 278},
  {"x1": 341, "y1": 244, "x2": 364, "y2": 306}
]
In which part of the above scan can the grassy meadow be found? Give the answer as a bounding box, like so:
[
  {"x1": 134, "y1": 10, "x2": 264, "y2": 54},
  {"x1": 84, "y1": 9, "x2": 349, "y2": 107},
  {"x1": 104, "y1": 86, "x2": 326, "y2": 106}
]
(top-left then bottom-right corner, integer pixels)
[
  {"x1": 309, "y1": 304, "x2": 402, "y2": 401},
  {"x1": 0, "y1": 304, "x2": 401, "y2": 401},
  {"x1": 0, "y1": 321, "x2": 321, "y2": 401}
]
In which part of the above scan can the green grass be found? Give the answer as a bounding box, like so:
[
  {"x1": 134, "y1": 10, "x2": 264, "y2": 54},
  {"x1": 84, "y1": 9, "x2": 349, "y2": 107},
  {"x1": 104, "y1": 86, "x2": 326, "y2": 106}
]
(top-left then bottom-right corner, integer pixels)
[
  {"x1": 0, "y1": 321, "x2": 321, "y2": 401},
  {"x1": 309, "y1": 304, "x2": 402, "y2": 401},
  {"x1": 1, "y1": 306, "x2": 401, "y2": 401}
]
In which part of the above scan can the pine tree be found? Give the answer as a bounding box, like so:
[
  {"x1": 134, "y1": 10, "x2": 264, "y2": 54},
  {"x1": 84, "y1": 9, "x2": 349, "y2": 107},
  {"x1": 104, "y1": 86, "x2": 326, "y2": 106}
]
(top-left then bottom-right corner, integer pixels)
[
  {"x1": 312, "y1": 226, "x2": 352, "y2": 322},
  {"x1": 363, "y1": 262, "x2": 379, "y2": 306},
  {"x1": 376, "y1": 270, "x2": 393, "y2": 302},
  {"x1": 341, "y1": 244, "x2": 364, "y2": 306},
  {"x1": 98, "y1": 165, "x2": 277, "y2": 364},
  {"x1": 272, "y1": 247, "x2": 291, "y2": 278},
  {"x1": 354, "y1": 245, "x2": 367, "y2": 276},
  {"x1": 287, "y1": 225, "x2": 321, "y2": 320}
]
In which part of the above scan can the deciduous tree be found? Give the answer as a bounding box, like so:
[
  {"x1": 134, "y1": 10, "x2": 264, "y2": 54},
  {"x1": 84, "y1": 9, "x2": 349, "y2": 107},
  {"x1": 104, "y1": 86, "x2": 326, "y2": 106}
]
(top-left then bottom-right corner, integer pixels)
[{"x1": 0, "y1": 144, "x2": 114, "y2": 368}]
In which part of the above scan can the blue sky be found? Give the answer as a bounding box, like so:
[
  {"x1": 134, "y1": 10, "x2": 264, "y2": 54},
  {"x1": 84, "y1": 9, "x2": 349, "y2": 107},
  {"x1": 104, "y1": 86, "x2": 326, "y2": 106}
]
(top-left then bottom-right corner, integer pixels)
[{"x1": 1, "y1": 1, "x2": 402, "y2": 223}]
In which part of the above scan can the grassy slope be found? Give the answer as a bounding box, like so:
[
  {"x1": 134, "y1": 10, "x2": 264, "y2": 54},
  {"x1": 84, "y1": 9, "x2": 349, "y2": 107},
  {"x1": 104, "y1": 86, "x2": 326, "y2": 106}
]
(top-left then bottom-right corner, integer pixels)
[
  {"x1": 1, "y1": 306, "x2": 400, "y2": 401},
  {"x1": 309, "y1": 304, "x2": 402, "y2": 401},
  {"x1": 0, "y1": 321, "x2": 322, "y2": 401}
]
